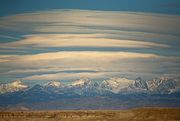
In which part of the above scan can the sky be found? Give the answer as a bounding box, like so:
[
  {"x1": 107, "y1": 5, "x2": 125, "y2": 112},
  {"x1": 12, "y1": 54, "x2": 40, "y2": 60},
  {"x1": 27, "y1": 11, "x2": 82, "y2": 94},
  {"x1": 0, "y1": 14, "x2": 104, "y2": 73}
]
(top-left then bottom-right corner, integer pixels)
[{"x1": 0, "y1": 0, "x2": 180, "y2": 85}]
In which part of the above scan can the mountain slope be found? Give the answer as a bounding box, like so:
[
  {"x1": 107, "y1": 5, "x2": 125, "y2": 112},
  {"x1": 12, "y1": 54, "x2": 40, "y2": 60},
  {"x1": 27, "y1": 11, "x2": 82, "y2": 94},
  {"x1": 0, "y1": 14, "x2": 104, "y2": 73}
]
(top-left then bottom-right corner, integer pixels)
[
  {"x1": 0, "y1": 76, "x2": 179, "y2": 110},
  {"x1": 0, "y1": 77, "x2": 178, "y2": 94},
  {"x1": 147, "y1": 77, "x2": 176, "y2": 94}
]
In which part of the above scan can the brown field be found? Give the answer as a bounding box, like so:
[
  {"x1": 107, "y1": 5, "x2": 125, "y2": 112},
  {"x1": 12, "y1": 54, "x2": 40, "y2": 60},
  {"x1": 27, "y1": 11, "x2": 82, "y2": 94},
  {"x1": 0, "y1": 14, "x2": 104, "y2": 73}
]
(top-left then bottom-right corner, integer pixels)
[{"x1": 0, "y1": 108, "x2": 180, "y2": 121}]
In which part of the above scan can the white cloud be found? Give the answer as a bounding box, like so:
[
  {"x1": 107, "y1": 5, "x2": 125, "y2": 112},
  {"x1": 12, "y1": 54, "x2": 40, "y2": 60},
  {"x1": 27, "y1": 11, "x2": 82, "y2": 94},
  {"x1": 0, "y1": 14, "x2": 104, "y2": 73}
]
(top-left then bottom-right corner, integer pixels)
[
  {"x1": 0, "y1": 34, "x2": 169, "y2": 48},
  {"x1": 0, "y1": 9, "x2": 179, "y2": 50},
  {"x1": 0, "y1": 9, "x2": 179, "y2": 82},
  {"x1": 0, "y1": 51, "x2": 160, "y2": 64},
  {"x1": 0, "y1": 51, "x2": 179, "y2": 81},
  {"x1": 1, "y1": 10, "x2": 179, "y2": 33},
  {"x1": 21, "y1": 72, "x2": 106, "y2": 81},
  {"x1": 0, "y1": 51, "x2": 161, "y2": 72}
]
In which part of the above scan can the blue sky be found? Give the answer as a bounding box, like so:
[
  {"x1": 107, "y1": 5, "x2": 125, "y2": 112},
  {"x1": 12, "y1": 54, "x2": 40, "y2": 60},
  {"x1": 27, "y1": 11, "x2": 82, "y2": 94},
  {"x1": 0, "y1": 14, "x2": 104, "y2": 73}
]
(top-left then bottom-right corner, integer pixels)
[
  {"x1": 0, "y1": 1, "x2": 180, "y2": 84},
  {"x1": 0, "y1": 0, "x2": 180, "y2": 16}
]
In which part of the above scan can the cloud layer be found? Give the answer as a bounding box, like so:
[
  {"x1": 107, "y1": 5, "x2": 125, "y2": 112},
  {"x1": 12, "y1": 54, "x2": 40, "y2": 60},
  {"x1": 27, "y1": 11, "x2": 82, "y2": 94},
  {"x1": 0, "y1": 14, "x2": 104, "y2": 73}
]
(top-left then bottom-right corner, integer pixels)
[{"x1": 0, "y1": 9, "x2": 180, "y2": 83}]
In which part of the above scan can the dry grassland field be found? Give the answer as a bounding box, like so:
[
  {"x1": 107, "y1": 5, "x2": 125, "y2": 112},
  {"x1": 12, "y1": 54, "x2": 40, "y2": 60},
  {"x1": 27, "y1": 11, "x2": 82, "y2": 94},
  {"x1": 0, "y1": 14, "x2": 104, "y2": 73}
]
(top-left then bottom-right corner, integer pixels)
[{"x1": 0, "y1": 108, "x2": 180, "y2": 121}]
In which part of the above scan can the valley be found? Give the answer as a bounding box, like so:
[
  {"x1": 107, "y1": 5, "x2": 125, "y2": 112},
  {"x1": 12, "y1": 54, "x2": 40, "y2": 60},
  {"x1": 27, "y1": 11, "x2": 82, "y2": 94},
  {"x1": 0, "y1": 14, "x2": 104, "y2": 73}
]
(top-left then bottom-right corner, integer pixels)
[{"x1": 0, "y1": 108, "x2": 180, "y2": 121}]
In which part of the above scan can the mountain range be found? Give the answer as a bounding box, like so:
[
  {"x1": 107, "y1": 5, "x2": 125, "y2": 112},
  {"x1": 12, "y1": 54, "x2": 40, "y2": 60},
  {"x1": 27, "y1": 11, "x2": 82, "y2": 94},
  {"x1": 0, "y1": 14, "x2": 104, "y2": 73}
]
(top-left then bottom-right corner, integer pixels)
[
  {"x1": 0, "y1": 77, "x2": 178, "y2": 94},
  {"x1": 0, "y1": 77, "x2": 179, "y2": 110}
]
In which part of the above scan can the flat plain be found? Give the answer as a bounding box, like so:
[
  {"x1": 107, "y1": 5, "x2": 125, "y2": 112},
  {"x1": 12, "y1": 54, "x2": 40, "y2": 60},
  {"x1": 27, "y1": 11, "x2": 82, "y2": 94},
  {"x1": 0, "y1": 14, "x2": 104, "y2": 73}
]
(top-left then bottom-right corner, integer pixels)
[{"x1": 0, "y1": 108, "x2": 180, "y2": 121}]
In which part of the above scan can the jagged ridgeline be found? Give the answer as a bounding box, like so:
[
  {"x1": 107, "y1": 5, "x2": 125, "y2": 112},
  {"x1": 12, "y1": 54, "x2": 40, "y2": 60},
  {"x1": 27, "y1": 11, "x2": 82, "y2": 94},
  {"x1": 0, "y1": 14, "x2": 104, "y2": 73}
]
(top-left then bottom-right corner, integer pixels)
[{"x1": 0, "y1": 77, "x2": 179, "y2": 110}]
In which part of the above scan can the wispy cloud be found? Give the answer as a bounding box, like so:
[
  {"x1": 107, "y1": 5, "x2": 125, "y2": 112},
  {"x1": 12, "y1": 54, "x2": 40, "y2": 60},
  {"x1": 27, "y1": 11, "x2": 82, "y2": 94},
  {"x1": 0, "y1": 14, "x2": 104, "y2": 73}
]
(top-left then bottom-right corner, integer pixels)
[
  {"x1": 0, "y1": 9, "x2": 179, "y2": 55},
  {"x1": 0, "y1": 51, "x2": 179, "y2": 81},
  {"x1": 0, "y1": 51, "x2": 161, "y2": 67},
  {"x1": 3, "y1": 50, "x2": 180, "y2": 63},
  {"x1": 0, "y1": 9, "x2": 179, "y2": 82},
  {"x1": 1, "y1": 10, "x2": 180, "y2": 35},
  {"x1": 0, "y1": 34, "x2": 170, "y2": 49}
]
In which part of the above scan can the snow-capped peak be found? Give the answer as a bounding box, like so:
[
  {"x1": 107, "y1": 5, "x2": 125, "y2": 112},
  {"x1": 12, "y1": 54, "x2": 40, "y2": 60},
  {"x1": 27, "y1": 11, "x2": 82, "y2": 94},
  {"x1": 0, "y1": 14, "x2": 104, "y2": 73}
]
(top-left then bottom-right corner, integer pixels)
[
  {"x1": 147, "y1": 76, "x2": 176, "y2": 93},
  {"x1": 9, "y1": 80, "x2": 27, "y2": 88},
  {"x1": 0, "y1": 76, "x2": 178, "y2": 95},
  {"x1": 70, "y1": 79, "x2": 88, "y2": 86},
  {"x1": 45, "y1": 81, "x2": 62, "y2": 87},
  {"x1": 0, "y1": 80, "x2": 28, "y2": 93},
  {"x1": 69, "y1": 79, "x2": 99, "y2": 88},
  {"x1": 101, "y1": 78, "x2": 134, "y2": 93}
]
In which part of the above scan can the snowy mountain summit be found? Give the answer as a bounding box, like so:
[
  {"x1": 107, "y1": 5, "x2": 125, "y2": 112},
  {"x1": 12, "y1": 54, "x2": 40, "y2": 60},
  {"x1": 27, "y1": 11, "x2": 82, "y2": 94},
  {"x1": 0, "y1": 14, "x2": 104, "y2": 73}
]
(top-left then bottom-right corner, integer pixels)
[
  {"x1": 0, "y1": 76, "x2": 178, "y2": 94},
  {"x1": 45, "y1": 81, "x2": 62, "y2": 87},
  {"x1": 0, "y1": 80, "x2": 28, "y2": 94}
]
